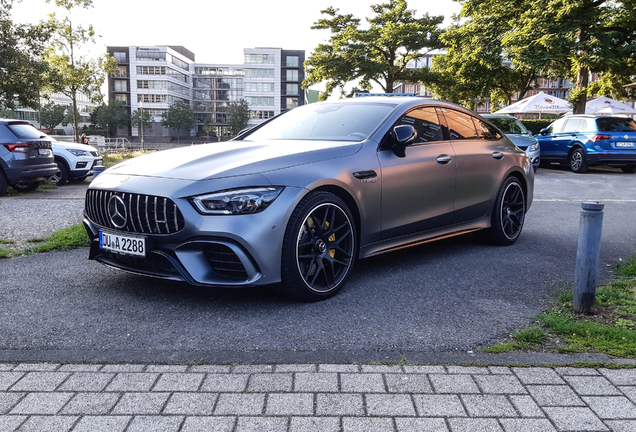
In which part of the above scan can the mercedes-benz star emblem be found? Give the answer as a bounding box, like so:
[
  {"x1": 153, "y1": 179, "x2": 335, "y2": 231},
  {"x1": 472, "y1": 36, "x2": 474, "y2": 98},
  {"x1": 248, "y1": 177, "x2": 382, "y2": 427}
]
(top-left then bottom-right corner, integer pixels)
[{"x1": 108, "y1": 195, "x2": 127, "y2": 228}]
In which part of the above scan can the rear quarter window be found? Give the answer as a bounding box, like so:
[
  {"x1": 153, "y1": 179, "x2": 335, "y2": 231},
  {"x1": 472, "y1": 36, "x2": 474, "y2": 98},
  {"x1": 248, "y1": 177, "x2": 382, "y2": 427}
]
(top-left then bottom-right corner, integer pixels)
[
  {"x1": 6, "y1": 123, "x2": 43, "y2": 140},
  {"x1": 596, "y1": 118, "x2": 636, "y2": 132}
]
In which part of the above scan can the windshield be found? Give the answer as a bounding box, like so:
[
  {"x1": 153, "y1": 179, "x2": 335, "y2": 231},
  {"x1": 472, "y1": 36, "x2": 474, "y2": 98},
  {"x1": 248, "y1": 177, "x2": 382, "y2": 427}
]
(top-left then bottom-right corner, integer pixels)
[
  {"x1": 243, "y1": 102, "x2": 396, "y2": 142},
  {"x1": 7, "y1": 123, "x2": 45, "y2": 139},
  {"x1": 487, "y1": 118, "x2": 528, "y2": 134},
  {"x1": 596, "y1": 118, "x2": 636, "y2": 132}
]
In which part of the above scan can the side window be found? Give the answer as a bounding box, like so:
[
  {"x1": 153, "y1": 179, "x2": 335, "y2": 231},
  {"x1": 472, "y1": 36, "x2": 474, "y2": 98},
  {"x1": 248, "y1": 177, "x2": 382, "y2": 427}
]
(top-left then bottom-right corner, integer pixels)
[
  {"x1": 562, "y1": 119, "x2": 583, "y2": 133},
  {"x1": 474, "y1": 119, "x2": 503, "y2": 140},
  {"x1": 440, "y1": 109, "x2": 479, "y2": 140},
  {"x1": 396, "y1": 107, "x2": 443, "y2": 144},
  {"x1": 547, "y1": 118, "x2": 567, "y2": 134}
]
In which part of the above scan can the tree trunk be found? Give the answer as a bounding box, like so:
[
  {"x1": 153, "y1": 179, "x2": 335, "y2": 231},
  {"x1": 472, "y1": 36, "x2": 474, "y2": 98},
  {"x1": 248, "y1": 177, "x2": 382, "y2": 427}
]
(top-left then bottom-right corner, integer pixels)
[
  {"x1": 72, "y1": 91, "x2": 79, "y2": 143},
  {"x1": 573, "y1": 63, "x2": 589, "y2": 114}
]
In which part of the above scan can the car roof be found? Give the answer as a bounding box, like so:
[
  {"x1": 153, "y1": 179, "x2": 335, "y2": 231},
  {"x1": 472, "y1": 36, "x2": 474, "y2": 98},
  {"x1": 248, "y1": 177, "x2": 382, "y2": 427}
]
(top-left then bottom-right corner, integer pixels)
[
  {"x1": 0, "y1": 119, "x2": 31, "y2": 124},
  {"x1": 312, "y1": 96, "x2": 476, "y2": 114}
]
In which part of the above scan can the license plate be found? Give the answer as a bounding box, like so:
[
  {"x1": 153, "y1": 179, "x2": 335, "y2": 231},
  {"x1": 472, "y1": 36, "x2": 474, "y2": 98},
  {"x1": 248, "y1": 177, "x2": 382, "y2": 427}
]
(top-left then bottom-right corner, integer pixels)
[
  {"x1": 616, "y1": 142, "x2": 634, "y2": 148},
  {"x1": 99, "y1": 231, "x2": 146, "y2": 257},
  {"x1": 38, "y1": 149, "x2": 52, "y2": 156}
]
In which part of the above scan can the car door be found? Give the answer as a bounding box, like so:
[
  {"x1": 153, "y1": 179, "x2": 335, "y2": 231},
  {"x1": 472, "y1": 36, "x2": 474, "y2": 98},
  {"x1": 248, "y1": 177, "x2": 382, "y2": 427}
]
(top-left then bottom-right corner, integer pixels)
[
  {"x1": 377, "y1": 106, "x2": 457, "y2": 240},
  {"x1": 537, "y1": 118, "x2": 567, "y2": 161},
  {"x1": 437, "y1": 108, "x2": 509, "y2": 223}
]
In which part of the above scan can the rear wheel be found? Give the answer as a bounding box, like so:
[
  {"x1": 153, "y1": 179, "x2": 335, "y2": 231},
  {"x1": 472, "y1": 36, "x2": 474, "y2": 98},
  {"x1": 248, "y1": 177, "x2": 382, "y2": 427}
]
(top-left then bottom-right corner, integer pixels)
[
  {"x1": 621, "y1": 165, "x2": 636, "y2": 174},
  {"x1": 280, "y1": 192, "x2": 356, "y2": 301},
  {"x1": 476, "y1": 177, "x2": 526, "y2": 246},
  {"x1": 569, "y1": 148, "x2": 588, "y2": 173},
  {"x1": 0, "y1": 170, "x2": 8, "y2": 196},
  {"x1": 51, "y1": 161, "x2": 69, "y2": 186},
  {"x1": 10, "y1": 181, "x2": 42, "y2": 193}
]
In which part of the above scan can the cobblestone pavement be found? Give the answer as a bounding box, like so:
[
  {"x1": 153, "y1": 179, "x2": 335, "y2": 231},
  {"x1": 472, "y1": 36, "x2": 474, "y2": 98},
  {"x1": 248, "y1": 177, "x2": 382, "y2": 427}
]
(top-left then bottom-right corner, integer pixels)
[{"x1": 1, "y1": 362, "x2": 636, "y2": 431}]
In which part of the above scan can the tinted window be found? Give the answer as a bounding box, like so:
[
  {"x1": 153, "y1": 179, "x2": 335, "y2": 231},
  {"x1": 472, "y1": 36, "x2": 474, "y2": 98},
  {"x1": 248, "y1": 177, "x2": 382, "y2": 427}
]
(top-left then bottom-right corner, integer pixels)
[
  {"x1": 562, "y1": 119, "x2": 583, "y2": 133},
  {"x1": 441, "y1": 109, "x2": 479, "y2": 140},
  {"x1": 397, "y1": 107, "x2": 443, "y2": 143},
  {"x1": 475, "y1": 119, "x2": 503, "y2": 140},
  {"x1": 596, "y1": 118, "x2": 636, "y2": 132},
  {"x1": 6, "y1": 123, "x2": 44, "y2": 139},
  {"x1": 547, "y1": 118, "x2": 567, "y2": 134}
]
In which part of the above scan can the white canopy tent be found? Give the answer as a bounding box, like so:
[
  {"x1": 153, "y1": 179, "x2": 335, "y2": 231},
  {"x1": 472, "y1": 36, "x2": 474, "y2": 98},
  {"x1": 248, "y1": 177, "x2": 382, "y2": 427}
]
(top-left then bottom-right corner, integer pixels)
[
  {"x1": 585, "y1": 96, "x2": 636, "y2": 115},
  {"x1": 492, "y1": 92, "x2": 572, "y2": 118}
]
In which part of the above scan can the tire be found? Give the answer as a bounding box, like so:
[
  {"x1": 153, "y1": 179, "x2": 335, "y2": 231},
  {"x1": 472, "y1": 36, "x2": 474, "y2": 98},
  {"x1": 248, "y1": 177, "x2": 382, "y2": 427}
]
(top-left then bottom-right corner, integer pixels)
[
  {"x1": 569, "y1": 148, "x2": 588, "y2": 173},
  {"x1": 0, "y1": 170, "x2": 8, "y2": 196},
  {"x1": 280, "y1": 191, "x2": 357, "y2": 301},
  {"x1": 51, "y1": 160, "x2": 69, "y2": 186},
  {"x1": 10, "y1": 181, "x2": 42, "y2": 193},
  {"x1": 621, "y1": 165, "x2": 636, "y2": 174},
  {"x1": 475, "y1": 177, "x2": 526, "y2": 246}
]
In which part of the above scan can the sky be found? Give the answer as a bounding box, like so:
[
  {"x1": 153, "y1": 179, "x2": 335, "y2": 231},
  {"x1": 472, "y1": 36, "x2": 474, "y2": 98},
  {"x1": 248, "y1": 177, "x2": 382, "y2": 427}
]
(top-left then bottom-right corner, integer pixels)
[{"x1": 12, "y1": 0, "x2": 462, "y2": 65}]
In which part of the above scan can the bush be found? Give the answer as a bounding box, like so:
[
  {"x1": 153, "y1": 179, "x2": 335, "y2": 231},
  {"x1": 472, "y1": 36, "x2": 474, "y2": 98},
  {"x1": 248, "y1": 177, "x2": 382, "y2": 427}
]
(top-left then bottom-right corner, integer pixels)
[{"x1": 520, "y1": 119, "x2": 555, "y2": 135}]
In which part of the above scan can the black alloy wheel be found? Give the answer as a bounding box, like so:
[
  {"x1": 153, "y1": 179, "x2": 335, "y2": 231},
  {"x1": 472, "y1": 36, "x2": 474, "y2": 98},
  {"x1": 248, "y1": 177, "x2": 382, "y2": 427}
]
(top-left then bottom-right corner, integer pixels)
[
  {"x1": 569, "y1": 148, "x2": 588, "y2": 173},
  {"x1": 0, "y1": 170, "x2": 8, "y2": 196},
  {"x1": 281, "y1": 192, "x2": 356, "y2": 301},
  {"x1": 476, "y1": 176, "x2": 526, "y2": 246},
  {"x1": 621, "y1": 165, "x2": 636, "y2": 174},
  {"x1": 51, "y1": 161, "x2": 69, "y2": 186}
]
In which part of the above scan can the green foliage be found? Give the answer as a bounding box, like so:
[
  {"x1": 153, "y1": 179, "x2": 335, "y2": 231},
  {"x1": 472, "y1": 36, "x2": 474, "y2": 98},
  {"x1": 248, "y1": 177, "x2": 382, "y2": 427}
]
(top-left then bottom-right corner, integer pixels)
[
  {"x1": 0, "y1": 248, "x2": 10, "y2": 259},
  {"x1": 202, "y1": 115, "x2": 217, "y2": 138},
  {"x1": 226, "y1": 99, "x2": 250, "y2": 136},
  {"x1": 483, "y1": 327, "x2": 547, "y2": 353},
  {"x1": 0, "y1": 2, "x2": 53, "y2": 109},
  {"x1": 161, "y1": 100, "x2": 195, "y2": 142},
  {"x1": 304, "y1": 0, "x2": 444, "y2": 100},
  {"x1": 617, "y1": 256, "x2": 636, "y2": 278},
  {"x1": 519, "y1": 119, "x2": 554, "y2": 135},
  {"x1": 0, "y1": 108, "x2": 17, "y2": 119},
  {"x1": 130, "y1": 108, "x2": 153, "y2": 134},
  {"x1": 39, "y1": 102, "x2": 66, "y2": 131},
  {"x1": 43, "y1": 0, "x2": 117, "y2": 143},
  {"x1": 91, "y1": 100, "x2": 128, "y2": 136},
  {"x1": 22, "y1": 223, "x2": 90, "y2": 254}
]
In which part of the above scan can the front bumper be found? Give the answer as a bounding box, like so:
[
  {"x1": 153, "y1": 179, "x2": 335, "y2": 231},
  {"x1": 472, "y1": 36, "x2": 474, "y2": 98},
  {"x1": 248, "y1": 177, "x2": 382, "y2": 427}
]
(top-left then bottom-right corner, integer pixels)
[{"x1": 82, "y1": 185, "x2": 304, "y2": 288}]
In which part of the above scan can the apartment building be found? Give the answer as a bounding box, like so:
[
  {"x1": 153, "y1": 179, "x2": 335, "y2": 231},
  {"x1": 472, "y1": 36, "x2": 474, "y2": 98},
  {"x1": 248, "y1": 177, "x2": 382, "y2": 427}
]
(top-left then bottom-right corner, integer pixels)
[{"x1": 106, "y1": 46, "x2": 305, "y2": 137}]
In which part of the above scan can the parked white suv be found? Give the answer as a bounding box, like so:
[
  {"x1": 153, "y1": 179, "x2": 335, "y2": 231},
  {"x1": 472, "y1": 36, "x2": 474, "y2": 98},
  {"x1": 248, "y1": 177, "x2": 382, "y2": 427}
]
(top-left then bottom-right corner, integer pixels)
[{"x1": 51, "y1": 140, "x2": 103, "y2": 186}]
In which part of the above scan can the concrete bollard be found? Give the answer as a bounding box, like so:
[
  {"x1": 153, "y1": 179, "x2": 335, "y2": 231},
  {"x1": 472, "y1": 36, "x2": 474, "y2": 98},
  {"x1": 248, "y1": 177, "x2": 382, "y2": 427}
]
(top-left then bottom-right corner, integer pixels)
[{"x1": 573, "y1": 202, "x2": 604, "y2": 313}]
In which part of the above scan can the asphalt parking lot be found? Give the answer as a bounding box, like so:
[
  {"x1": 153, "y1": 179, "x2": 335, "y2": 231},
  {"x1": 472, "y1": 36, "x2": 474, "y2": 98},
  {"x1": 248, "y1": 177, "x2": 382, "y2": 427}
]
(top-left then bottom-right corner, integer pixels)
[{"x1": 0, "y1": 166, "x2": 635, "y2": 364}]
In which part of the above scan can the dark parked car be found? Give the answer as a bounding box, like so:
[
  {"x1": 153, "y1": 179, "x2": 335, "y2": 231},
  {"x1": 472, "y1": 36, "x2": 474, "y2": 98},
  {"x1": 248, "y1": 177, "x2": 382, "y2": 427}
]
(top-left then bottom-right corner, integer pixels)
[
  {"x1": 536, "y1": 115, "x2": 636, "y2": 173},
  {"x1": 0, "y1": 119, "x2": 58, "y2": 196},
  {"x1": 83, "y1": 97, "x2": 534, "y2": 301}
]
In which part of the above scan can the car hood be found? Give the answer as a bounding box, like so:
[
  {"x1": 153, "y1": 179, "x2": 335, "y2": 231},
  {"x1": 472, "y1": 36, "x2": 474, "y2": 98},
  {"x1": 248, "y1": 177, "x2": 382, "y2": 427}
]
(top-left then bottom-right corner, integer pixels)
[
  {"x1": 505, "y1": 133, "x2": 538, "y2": 147},
  {"x1": 51, "y1": 141, "x2": 99, "y2": 153},
  {"x1": 106, "y1": 140, "x2": 363, "y2": 181}
]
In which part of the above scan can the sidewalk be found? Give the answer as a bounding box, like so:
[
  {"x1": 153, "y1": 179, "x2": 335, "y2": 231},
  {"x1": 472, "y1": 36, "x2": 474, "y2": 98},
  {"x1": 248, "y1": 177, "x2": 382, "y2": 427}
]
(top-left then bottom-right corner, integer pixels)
[{"x1": 2, "y1": 361, "x2": 636, "y2": 431}]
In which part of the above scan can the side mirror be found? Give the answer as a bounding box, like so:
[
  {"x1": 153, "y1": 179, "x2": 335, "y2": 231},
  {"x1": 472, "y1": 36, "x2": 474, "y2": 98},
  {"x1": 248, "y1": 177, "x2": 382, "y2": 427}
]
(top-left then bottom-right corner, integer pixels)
[
  {"x1": 391, "y1": 125, "x2": 417, "y2": 158},
  {"x1": 539, "y1": 128, "x2": 549, "y2": 136}
]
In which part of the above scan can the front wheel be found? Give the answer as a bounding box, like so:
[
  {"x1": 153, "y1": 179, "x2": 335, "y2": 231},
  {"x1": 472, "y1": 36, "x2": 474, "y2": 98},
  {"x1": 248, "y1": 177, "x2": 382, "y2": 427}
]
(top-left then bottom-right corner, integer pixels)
[
  {"x1": 476, "y1": 177, "x2": 526, "y2": 246},
  {"x1": 280, "y1": 192, "x2": 356, "y2": 301},
  {"x1": 51, "y1": 161, "x2": 69, "y2": 186},
  {"x1": 10, "y1": 181, "x2": 42, "y2": 193},
  {"x1": 569, "y1": 148, "x2": 588, "y2": 173}
]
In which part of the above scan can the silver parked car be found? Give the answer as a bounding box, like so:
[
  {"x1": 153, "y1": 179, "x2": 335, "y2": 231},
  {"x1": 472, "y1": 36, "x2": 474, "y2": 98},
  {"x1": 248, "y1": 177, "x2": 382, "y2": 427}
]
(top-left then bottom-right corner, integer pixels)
[
  {"x1": 482, "y1": 114, "x2": 540, "y2": 171},
  {"x1": 83, "y1": 97, "x2": 534, "y2": 301}
]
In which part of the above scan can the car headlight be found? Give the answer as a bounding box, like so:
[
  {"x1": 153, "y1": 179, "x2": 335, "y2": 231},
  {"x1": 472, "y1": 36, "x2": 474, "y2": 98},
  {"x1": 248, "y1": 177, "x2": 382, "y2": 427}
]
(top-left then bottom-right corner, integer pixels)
[
  {"x1": 527, "y1": 142, "x2": 540, "y2": 152},
  {"x1": 190, "y1": 187, "x2": 284, "y2": 215},
  {"x1": 66, "y1": 149, "x2": 91, "y2": 157}
]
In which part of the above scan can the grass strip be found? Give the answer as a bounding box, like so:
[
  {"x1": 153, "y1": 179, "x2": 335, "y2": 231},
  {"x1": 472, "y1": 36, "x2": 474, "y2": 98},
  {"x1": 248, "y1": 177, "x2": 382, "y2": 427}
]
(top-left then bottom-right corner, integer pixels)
[{"x1": 22, "y1": 224, "x2": 90, "y2": 254}]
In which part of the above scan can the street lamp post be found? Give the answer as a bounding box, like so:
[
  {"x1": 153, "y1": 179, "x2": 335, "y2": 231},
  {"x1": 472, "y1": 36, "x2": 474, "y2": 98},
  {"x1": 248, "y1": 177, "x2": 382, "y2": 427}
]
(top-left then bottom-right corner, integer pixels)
[{"x1": 139, "y1": 101, "x2": 144, "y2": 151}]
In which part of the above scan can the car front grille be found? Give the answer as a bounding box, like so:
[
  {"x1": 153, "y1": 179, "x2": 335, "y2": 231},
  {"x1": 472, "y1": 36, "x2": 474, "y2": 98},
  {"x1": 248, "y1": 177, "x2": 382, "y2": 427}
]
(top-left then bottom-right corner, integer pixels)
[
  {"x1": 85, "y1": 189, "x2": 185, "y2": 235},
  {"x1": 204, "y1": 244, "x2": 249, "y2": 280},
  {"x1": 90, "y1": 151, "x2": 100, "y2": 157}
]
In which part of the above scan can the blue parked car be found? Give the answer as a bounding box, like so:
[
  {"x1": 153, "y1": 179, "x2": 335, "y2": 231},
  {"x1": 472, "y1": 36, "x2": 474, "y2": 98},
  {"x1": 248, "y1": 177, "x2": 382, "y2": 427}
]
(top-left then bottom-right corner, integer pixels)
[{"x1": 536, "y1": 115, "x2": 636, "y2": 173}]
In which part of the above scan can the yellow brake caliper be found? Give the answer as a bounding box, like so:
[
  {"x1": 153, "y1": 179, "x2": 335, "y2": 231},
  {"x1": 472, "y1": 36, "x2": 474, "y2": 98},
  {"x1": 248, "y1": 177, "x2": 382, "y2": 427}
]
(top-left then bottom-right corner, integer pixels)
[{"x1": 325, "y1": 221, "x2": 336, "y2": 258}]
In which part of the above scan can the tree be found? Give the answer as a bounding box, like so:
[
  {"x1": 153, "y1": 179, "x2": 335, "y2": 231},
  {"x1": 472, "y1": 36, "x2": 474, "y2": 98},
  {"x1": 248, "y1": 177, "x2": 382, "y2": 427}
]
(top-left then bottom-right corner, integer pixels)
[
  {"x1": 43, "y1": 0, "x2": 116, "y2": 142},
  {"x1": 226, "y1": 99, "x2": 250, "y2": 136},
  {"x1": 130, "y1": 108, "x2": 153, "y2": 137},
  {"x1": 0, "y1": 108, "x2": 17, "y2": 119},
  {"x1": 0, "y1": 1, "x2": 53, "y2": 109},
  {"x1": 39, "y1": 102, "x2": 66, "y2": 131},
  {"x1": 304, "y1": 0, "x2": 444, "y2": 100},
  {"x1": 456, "y1": 0, "x2": 636, "y2": 113},
  {"x1": 203, "y1": 115, "x2": 217, "y2": 140},
  {"x1": 161, "y1": 100, "x2": 195, "y2": 142},
  {"x1": 93, "y1": 100, "x2": 128, "y2": 136},
  {"x1": 419, "y1": 3, "x2": 544, "y2": 109}
]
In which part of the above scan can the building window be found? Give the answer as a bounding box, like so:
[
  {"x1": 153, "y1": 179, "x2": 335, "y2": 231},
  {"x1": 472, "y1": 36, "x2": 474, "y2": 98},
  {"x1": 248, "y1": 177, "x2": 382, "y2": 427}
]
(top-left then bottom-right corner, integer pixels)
[
  {"x1": 244, "y1": 54, "x2": 276, "y2": 64},
  {"x1": 113, "y1": 66, "x2": 127, "y2": 77},
  {"x1": 113, "y1": 52, "x2": 127, "y2": 63},
  {"x1": 245, "y1": 68, "x2": 275, "y2": 78},
  {"x1": 114, "y1": 80, "x2": 128, "y2": 92},
  {"x1": 114, "y1": 94, "x2": 128, "y2": 104},
  {"x1": 245, "y1": 96, "x2": 274, "y2": 106},
  {"x1": 138, "y1": 94, "x2": 167, "y2": 103},
  {"x1": 286, "y1": 97, "x2": 298, "y2": 109},
  {"x1": 286, "y1": 84, "x2": 298, "y2": 96},
  {"x1": 137, "y1": 66, "x2": 166, "y2": 75},
  {"x1": 245, "y1": 82, "x2": 275, "y2": 92},
  {"x1": 136, "y1": 51, "x2": 166, "y2": 61},
  {"x1": 286, "y1": 70, "x2": 298, "y2": 81},
  {"x1": 286, "y1": 56, "x2": 299, "y2": 67},
  {"x1": 249, "y1": 110, "x2": 275, "y2": 119}
]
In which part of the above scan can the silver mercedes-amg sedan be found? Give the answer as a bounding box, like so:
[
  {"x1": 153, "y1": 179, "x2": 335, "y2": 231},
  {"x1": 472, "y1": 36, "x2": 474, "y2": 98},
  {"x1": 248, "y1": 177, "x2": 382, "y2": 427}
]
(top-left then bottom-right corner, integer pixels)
[{"x1": 83, "y1": 97, "x2": 534, "y2": 301}]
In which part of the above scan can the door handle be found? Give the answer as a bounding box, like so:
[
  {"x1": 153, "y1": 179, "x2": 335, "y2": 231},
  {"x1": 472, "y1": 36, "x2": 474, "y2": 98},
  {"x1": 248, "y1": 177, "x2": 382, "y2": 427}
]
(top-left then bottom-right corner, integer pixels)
[
  {"x1": 492, "y1": 152, "x2": 504, "y2": 159},
  {"x1": 353, "y1": 170, "x2": 377, "y2": 179},
  {"x1": 436, "y1": 155, "x2": 452, "y2": 164}
]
